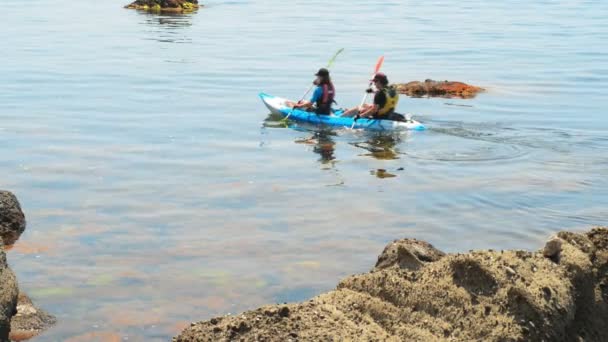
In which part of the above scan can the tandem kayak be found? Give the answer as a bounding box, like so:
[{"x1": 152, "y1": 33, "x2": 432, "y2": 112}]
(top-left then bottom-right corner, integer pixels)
[{"x1": 259, "y1": 93, "x2": 426, "y2": 131}]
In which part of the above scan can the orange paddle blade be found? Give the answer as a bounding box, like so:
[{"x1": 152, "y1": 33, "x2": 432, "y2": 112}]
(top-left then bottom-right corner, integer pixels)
[{"x1": 374, "y1": 56, "x2": 385, "y2": 73}]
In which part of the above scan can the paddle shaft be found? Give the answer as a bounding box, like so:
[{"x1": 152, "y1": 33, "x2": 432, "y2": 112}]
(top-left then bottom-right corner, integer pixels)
[{"x1": 359, "y1": 56, "x2": 384, "y2": 108}]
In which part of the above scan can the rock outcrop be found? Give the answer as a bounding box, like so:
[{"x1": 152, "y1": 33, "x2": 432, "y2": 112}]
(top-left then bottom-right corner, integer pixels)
[
  {"x1": 0, "y1": 191, "x2": 26, "y2": 247},
  {"x1": 394, "y1": 80, "x2": 484, "y2": 98},
  {"x1": 175, "y1": 227, "x2": 608, "y2": 342},
  {"x1": 0, "y1": 190, "x2": 55, "y2": 341},
  {"x1": 9, "y1": 293, "x2": 56, "y2": 341},
  {"x1": 0, "y1": 246, "x2": 18, "y2": 342},
  {"x1": 125, "y1": 0, "x2": 200, "y2": 12}
]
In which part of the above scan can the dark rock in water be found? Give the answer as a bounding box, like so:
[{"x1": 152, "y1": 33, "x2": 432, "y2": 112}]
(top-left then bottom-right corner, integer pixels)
[
  {"x1": 394, "y1": 80, "x2": 484, "y2": 98},
  {"x1": 0, "y1": 190, "x2": 26, "y2": 247},
  {"x1": 0, "y1": 246, "x2": 18, "y2": 342},
  {"x1": 125, "y1": 0, "x2": 200, "y2": 12},
  {"x1": 174, "y1": 227, "x2": 608, "y2": 342},
  {"x1": 9, "y1": 293, "x2": 56, "y2": 341}
]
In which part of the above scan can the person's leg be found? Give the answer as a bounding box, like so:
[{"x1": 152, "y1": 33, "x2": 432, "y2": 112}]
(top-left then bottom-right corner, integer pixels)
[
  {"x1": 342, "y1": 104, "x2": 371, "y2": 117},
  {"x1": 341, "y1": 107, "x2": 360, "y2": 117}
]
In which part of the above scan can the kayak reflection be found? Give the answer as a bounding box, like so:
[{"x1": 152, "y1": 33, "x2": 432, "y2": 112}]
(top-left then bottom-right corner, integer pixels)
[
  {"x1": 295, "y1": 130, "x2": 337, "y2": 166},
  {"x1": 263, "y1": 112, "x2": 408, "y2": 163},
  {"x1": 350, "y1": 133, "x2": 405, "y2": 160}
]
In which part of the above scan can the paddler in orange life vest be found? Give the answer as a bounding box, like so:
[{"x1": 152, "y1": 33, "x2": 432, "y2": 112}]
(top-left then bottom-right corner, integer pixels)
[
  {"x1": 343, "y1": 72, "x2": 400, "y2": 120},
  {"x1": 292, "y1": 68, "x2": 336, "y2": 115}
]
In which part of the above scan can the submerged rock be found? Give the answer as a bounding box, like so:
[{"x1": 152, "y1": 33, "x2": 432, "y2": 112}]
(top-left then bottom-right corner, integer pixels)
[
  {"x1": 9, "y1": 293, "x2": 56, "y2": 341},
  {"x1": 0, "y1": 246, "x2": 18, "y2": 342},
  {"x1": 174, "y1": 227, "x2": 608, "y2": 342},
  {"x1": 394, "y1": 79, "x2": 484, "y2": 98},
  {"x1": 0, "y1": 191, "x2": 26, "y2": 246},
  {"x1": 125, "y1": 0, "x2": 200, "y2": 12}
]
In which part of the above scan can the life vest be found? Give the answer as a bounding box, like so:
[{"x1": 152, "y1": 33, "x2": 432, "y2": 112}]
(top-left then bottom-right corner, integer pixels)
[
  {"x1": 377, "y1": 85, "x2": 399, "y2": 117},
  {"x1": 315, "y1": 82, "x2": 335, "y2": 115}
]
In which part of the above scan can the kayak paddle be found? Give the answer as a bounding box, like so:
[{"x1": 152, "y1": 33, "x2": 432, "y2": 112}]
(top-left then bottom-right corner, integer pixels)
[
  {"x1": 350, "y1": 56, "x2": 385, "y2": 129},
  {"x1": 283, "y1": 48, "x2": 345, "y2": 122},
  {"x1": 360, "y1": 56, "x2": 385, "y2": 107}
]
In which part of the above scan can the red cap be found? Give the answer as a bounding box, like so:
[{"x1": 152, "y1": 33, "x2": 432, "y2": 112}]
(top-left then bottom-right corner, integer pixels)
[{"x1": 370, "y1": 72, "x2": 388, "y2": 83}]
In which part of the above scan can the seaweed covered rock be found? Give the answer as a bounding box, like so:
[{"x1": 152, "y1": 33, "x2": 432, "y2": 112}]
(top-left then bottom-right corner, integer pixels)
[
  {"x1": 125, "y1": 0, "x2": 200, "y2": 12},
  {"x1": 175, "y1": 227, "x2": 608, "y2": 342},
  {"x1": 0, "y1": 191, "x2": 26, "y2": 247},
  {"x1": 394, "y1": 79, "x2": 484, "y2": 98},
  {"x1": 9, "y1": 293, "x2": 56, "y2": 341},
  {"x1": 0, "y1": 246, "x2": 18, "y2": 342}
]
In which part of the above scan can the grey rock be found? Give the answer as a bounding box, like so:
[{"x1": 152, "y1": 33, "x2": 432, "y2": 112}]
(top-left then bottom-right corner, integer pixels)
[
  {"x1": 9, "y1": 292, "x2": 56, "y2": 341},
  {"x1": 0, "y1": 191, "x2": 26, "y2": 246},
  {"x1": 0, "y1": 246, "x2": 18, "y2": 341}
]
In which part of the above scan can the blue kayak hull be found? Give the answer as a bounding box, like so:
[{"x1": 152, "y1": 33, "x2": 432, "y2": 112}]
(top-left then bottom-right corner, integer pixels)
[{"x1": 259, "y1": 93, "x2": 426, "y2": 131}]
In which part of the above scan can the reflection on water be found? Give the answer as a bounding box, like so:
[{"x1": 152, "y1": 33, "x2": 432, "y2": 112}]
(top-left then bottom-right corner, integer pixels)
[
  {"x1": 264, "y1": 113, "x2": 406, "y2": 163},
  {"x1": 262, "y1": 113, "x2": 289, "y2": 129},
  {"x1": 295, "y1": 130, "x2": 337, "y2": 165},
  {"x1": 351, "y1": 133, "x2": 403, "y2": 160},
  {"x1": 371, "y1": 168, "x2": 398, "y2": 178},
  {"x1": 138, "y1": 11, "x2": 193, "y2": 44}
]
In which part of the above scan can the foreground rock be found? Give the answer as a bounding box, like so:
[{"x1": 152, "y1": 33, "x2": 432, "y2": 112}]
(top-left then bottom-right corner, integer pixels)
[
  {"x1": 175, "y1": 227, "x2": 608, "y2": 341},
  {"x1": 0, "y1": 191, "x2": 26, "y2": 247},
  {"x1": 394, "y1": 79, "x2": 484, "y2": 98},
  {"x1": 9, "y1": 293, "x2": 56, "y2": 341},
  {"x1": 125, "y1": 0, "x2": 200, "y2": 12},
  {"x1": 0, "y1": 246, "x2": 18, "y2": 342},
  {"x1": 0, "y1": 190, "x2": 55, "y2": 341}
]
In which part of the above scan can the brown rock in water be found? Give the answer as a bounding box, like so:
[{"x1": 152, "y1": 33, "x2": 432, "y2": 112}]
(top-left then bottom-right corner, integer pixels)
[
  {"x1": 0, "y1": 190, "x2": 26, "y2": 247},
  {"x1": 394, "y1": 79, "x2": 484, "y2": 98},
  {"x1": 125, "y1": 0, "x2": 200, "y2": 12},
  {"x1": 9, "y1": 293, "x2": 56, "y2": 341},
  {"x1": 174, "y1": 227, "x2": 608, "y2": 342},
  {"x1": 0, "y1": 245, "x2": 18, "y2": 342}
]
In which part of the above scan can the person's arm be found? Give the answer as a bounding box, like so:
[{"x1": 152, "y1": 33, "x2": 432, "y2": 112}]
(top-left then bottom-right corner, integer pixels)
[
  {"x1": 360, "y1": 91, "x2": 385, "y2": 118},
  {"x1": 309, "y1": 86, "x2": 322, "y2": 103},
  {"x1": 294, "y1": 100, "x2": 312, "y2": 108}
]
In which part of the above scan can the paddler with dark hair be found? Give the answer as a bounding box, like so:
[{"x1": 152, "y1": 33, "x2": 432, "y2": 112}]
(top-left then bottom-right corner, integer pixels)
[
  {"x1": 291, "y1": 68, "x2": 336, "y2": 115},
  {"x1": 342, "y1": 72, "x2": 403, "y2": 120}
]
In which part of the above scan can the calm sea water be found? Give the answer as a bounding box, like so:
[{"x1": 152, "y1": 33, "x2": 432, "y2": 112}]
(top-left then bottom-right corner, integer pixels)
[{"x1": 1, "y1": 0, "x2": 607, "y2": 340}]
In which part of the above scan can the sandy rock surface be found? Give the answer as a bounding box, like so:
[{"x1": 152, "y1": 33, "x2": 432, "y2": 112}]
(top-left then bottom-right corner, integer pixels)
[{"x1": 175, "y1": 227, "x2": 608, "y2": 342}]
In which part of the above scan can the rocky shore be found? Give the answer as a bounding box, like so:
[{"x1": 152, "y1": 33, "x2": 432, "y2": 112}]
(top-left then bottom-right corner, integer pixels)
[
  {"x1": 125, "y1": 0, "x2": 200, "y2": 13},
  {"x1": 175, "y1": 227, "x2": 607, "y2": 341},
  {"x1": 394, "y1": 80, "x2": 484, "y2": 98},
  {"x1": 0, "y1": 191, "x2": 55, "y2": 341}
]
